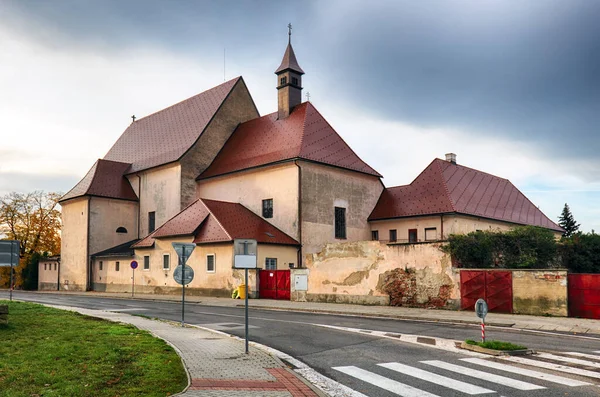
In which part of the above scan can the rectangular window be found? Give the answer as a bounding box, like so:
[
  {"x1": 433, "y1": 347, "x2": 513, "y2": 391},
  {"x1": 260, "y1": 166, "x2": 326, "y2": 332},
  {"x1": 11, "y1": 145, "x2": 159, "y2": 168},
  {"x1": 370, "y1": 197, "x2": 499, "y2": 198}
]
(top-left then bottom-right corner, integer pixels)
[
  {"x1": 371, "y1": 230, "x2": 379, "y2": 241},
  {"x1": 334, "y1": 207, "x2": 346, "y2": 239},
  {"x1": 163, "y1": 254, "x2": 170, "y2": 270},
  {"x1": 44, "y1": 264, "x2": 47, "y2": 271},
  {"x1": 115, "y1": 261, "x2": 120, "y2": 272},
  {"x1": 389, "y1": 229, "x2": 397, "y2": 242},
  {"x1": 262, "y1": 199, "x2": 273, "y2": 218},
  {"x1": 54, "y1": 263, "x2": 57, "y2": 271},
  {"x1": 265, "y1": 258, "x2": 277, "y2": 270},
  {"x1": 148, "y1": 211, "x2": 156, "y2": 233},
  {"x1": 143, "y1": 256, "x2": 150, "y2": 270},
  {"x1": 292, "y1": 77, "x2": 298, "y2": 86},
  {"x1": 99, "y1": 261, "x2": 103, "y2": 271},
  {"x1": 280, "y1": 76, "x2": 287, "y2": 85},
  {"x1": 206, "y1": 254, "x2": 215, "y2": 273},
  {"x1": 425, "y1": 227, "x2": 437, "y2": 241},
  {"x1": 409, "y1": 229, "x2": 418, "y2": 243}
]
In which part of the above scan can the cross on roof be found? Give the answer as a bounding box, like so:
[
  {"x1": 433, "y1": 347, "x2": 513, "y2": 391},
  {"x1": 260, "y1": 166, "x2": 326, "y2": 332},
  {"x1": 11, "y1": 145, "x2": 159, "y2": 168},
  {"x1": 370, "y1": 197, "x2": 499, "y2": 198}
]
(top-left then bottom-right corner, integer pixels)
[
  {"x1": 305, "y1": 92, "x2": 311, "y2": 101},
  {"x1": 288, "y1": 23, "x2": 292, "y2": 43},
  {"x1": 131, "y1": 115, "x2": 136, "y2": 123}
]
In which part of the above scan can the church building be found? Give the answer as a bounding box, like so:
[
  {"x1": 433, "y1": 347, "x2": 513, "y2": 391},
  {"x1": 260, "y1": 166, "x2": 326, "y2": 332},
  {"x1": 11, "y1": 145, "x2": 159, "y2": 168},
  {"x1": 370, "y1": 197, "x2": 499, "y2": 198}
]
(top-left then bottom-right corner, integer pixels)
[{"x1": 55, "y1": 32, "x2": 562, "y2": 297}]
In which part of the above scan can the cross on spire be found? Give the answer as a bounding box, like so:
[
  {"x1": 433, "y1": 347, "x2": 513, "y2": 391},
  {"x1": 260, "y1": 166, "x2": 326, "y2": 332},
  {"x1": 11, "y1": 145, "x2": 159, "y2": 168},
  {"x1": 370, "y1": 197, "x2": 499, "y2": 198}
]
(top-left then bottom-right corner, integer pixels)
[
  {"x1": 131, "y1": 115, "x2": 136, "y2": 123},
  {"x1": 305, "y1": 92, "x2": 311, "y2": 101},
  {"x1": 288, "y1": 23, "x2": 292, "y2": 43}
]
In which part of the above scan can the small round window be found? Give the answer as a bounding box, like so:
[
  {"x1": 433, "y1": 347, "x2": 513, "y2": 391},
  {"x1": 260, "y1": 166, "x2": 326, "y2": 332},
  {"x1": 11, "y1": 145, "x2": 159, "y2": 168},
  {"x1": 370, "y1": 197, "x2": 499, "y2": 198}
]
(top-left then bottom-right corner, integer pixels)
[{"x1": 116, "y1": 227, "x2": 128, "y2": 234}]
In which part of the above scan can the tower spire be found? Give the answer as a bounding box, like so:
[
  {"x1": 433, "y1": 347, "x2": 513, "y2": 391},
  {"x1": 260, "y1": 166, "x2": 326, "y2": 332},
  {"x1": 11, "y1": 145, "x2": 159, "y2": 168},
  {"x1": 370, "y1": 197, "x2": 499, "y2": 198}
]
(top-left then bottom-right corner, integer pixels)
[{"x1": 275, "y1": 24, "x2": 304, "y2": 119}]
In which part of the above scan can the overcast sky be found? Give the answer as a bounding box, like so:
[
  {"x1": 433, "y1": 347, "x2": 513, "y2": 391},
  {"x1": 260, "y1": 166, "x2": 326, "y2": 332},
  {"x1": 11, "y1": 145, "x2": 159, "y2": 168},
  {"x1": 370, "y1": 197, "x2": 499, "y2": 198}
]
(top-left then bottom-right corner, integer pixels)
[{"x1": 1, "y1": 0, "x2": 599, "y2": 231}]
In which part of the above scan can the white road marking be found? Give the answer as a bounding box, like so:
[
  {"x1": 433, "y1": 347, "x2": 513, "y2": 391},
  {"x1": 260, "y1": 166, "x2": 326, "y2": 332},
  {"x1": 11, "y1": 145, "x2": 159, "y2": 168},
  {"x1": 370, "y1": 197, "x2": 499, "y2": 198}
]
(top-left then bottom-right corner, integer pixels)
[
  {"x1": 502, "y1": 355, "x2": 600, "y2": 380},
  {"x1": 422, "y1": 360, "x2": 544, "y2": 390},
  {"x1": 333, "y1": 366, "x2": 440, "y2": 397},
  {"x1": 536, "y1": 352, "x2": 600, "y2": 368},
  {"x1": 461, "y1": 358, "x2": 591, "y2": 387},
  {"x1": 565, "y1": 352, "x2": 600, "y2": 360},
  {"x1": 378, "y1": 362, "x2": 495, "y2": 395}
]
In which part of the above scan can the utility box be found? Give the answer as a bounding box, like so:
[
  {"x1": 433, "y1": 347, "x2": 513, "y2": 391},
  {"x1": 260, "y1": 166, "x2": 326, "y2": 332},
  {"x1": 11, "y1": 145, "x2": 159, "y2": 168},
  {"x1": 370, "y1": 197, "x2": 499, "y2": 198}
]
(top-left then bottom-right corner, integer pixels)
[{"x1": 294, "y1": 274, "x2": 308, "y2": 291}]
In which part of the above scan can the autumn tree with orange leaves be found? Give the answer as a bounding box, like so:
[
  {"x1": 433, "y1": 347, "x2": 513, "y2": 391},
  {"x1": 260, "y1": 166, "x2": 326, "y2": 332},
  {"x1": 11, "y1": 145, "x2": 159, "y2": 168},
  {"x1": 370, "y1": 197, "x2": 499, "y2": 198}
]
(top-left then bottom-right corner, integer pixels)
[{"x1": 0, "y1": 191, "x2": 61, "y2": 289}]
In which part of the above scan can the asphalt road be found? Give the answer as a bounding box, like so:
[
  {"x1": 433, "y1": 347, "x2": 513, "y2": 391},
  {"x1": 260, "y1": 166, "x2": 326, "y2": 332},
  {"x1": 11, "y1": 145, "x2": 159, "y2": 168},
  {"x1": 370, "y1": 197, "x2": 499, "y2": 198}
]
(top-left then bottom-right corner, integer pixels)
[{"x1": 7, "y1": 291, "x2": 600, "y2": 397}]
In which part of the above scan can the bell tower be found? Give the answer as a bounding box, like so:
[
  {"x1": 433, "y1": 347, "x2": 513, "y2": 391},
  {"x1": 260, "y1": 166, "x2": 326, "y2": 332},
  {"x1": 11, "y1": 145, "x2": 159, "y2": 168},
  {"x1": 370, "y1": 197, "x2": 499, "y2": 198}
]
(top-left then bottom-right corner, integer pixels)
[{"x1": 275, "y1": 24, "x2": 304, "y2": 119}]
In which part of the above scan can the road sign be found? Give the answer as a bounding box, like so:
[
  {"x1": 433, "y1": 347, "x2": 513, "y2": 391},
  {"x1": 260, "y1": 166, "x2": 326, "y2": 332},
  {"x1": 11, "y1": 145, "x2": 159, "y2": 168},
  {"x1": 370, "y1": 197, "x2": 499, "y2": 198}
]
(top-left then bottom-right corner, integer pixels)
[
  {"x1": 475, "y1": 298, "x2": 488, "y2": 320},
  {"x1": 234, "y1": 239, "x2": 257, "y2": 269},
  {"x1": 130, "y1": 260, "x2": 138, "y2": 269},
  {"x1": 172, "y1": 243, "x2": 195, "y2": 265},
  {"x1": 0, "y1": 240, "x2": 19, "y2": 267},
  {"x1": 173, "y1": 265, "x2": 194, "y2": 285}
]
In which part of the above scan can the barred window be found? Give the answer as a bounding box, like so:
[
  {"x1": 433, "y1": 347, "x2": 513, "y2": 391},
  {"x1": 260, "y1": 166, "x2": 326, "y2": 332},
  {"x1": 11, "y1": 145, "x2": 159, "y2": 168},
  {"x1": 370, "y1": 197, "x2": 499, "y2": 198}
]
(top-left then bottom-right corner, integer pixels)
[
  {"x1": 262, "y1": 199, "x2": 273, "y2": 218},
  {"x1": 334, "y1": 207, "x2": 346, "y2": 239}
]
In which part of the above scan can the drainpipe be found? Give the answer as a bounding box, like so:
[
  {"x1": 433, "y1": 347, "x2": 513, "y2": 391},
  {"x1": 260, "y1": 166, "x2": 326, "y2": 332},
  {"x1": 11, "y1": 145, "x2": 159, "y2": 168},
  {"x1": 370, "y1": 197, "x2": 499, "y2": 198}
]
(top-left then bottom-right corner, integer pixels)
[
  {"x1": 87, "y1": 196, "x2": 91, "y2": 291},
  {"x1": 137, "y1": 173, "x2": 141, "y2": 239},
  {"x1": 294, "y1": 160, "x2": 302, "y2": 268}
]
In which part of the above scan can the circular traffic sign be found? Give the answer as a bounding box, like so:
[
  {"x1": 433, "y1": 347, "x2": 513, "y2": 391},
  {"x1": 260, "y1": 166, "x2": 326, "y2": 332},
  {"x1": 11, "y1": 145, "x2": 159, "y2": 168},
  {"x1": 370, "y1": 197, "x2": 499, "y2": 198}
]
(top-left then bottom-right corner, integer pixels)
[
  {"x1": 130, "y1": 260, "x2": 138, "y2": 270},
  {"x1": 174, "y1": 265, "x2": 194, "y2": 285},
  {"x1": 475, "y1": 298, "x2": 488, "y2": 320}
]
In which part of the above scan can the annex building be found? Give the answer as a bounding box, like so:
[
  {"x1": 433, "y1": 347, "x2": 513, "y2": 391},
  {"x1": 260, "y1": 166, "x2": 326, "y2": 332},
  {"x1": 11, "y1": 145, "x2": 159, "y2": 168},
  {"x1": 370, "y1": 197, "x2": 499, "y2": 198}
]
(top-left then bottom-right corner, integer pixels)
[{"x1": 52, "y1": 35, "x2": 563, "y2": 299}]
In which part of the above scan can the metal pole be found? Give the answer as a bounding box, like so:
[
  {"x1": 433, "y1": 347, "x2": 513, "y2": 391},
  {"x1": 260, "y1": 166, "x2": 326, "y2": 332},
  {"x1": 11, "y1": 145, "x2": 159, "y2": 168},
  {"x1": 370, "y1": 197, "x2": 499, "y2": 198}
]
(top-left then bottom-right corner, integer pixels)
[
  {"x1": 181, "y1": 245, "x2": 186, "y2": 327},
  {"x1": 481, "y1": 320, "x2": 485, "y2": 343},
  {"x1": 9, "y1": 241, "x2": 14, "y2": 302},
  {"x1": 132, "y1": 268, "x2": 135, "y2": 298},
  {"x1": 245, "y1": 267, "x2": 249, "y2": 354}
]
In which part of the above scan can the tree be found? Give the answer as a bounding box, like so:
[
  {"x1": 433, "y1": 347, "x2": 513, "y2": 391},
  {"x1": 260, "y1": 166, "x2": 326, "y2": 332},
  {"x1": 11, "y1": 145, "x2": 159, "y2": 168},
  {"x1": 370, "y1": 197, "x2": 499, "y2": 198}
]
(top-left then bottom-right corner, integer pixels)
[
  {"x1": 0, "y1": 191, "x2": 62, "y2": 288},
  {"x1": 558, "y1": 203, "x2": 580, "y2": 238}
]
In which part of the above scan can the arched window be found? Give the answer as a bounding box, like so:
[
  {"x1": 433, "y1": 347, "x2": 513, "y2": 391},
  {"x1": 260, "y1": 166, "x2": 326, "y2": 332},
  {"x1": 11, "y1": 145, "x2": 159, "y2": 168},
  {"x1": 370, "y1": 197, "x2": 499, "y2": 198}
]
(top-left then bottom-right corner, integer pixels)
[{"x1": 116, "y1": 227, "x2": 128, "y2": 234}]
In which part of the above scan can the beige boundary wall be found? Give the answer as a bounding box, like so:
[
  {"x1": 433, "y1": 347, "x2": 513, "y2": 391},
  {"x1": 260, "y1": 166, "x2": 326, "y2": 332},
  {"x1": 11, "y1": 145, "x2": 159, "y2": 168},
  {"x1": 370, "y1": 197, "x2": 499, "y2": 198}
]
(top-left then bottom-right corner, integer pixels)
[
  {"x1": 511, "y1": 270, "x2": 567, "y2": 316},
  {"x1": 92, "y1": 237, "x2": 297, "y2": 298},
  {"x1": 38, "y1": 258, "x2": 60, "y2": 291}
]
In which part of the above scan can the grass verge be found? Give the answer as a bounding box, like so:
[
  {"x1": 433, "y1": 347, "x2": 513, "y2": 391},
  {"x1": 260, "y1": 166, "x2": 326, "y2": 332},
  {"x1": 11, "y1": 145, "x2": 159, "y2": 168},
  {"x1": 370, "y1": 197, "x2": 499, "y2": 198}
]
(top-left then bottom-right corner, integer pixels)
[
  {"x1": 0, "y1": 301, "x2": 187, "y2": 397},
  {"x1": 465, "y1": 339, "x2": 527, "y2": 351}
]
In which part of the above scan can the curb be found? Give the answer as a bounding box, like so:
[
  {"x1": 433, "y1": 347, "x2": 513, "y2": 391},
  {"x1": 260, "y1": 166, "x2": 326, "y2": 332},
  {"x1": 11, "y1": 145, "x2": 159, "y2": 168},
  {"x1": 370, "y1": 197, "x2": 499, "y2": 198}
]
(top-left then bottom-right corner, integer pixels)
[{"x1": 459, "y1": 341, "x2": 535, "y2": 356}]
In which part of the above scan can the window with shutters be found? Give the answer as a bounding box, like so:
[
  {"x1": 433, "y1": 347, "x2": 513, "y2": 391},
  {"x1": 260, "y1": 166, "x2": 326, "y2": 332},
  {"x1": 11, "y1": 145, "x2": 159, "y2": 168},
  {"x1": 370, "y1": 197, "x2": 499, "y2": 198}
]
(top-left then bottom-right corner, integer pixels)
[
  {"x1": 334, "y1": 207, "x2": 346, "y2": 239},
  {"x1": 206, "y1": 254, "x2": 215, "y2": 273},
  {"x1": 425, "y1": 227, "x2": 437, "y2": 241},
  {"x1": 265, "y1": 258, "x2": 277, "y2": 270}
]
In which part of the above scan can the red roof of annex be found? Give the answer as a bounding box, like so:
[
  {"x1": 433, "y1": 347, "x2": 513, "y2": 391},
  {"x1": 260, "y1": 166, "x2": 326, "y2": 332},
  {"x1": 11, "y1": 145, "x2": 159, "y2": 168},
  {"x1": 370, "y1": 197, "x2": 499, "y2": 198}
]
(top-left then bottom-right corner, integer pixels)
[{"x1": 369, "y1": 158, "x2": 564, "y2": 232}]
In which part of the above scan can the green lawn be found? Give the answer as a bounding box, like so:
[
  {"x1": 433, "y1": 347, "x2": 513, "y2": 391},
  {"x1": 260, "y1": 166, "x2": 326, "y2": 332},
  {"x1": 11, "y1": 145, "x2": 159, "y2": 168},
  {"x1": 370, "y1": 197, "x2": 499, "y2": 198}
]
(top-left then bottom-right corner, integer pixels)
[
  {"x1": 466, "y1": 339, "x2": 527, "y2": 351},
  {"x1": 0, "y1": 301, "x2": 187, "y2": 397}
]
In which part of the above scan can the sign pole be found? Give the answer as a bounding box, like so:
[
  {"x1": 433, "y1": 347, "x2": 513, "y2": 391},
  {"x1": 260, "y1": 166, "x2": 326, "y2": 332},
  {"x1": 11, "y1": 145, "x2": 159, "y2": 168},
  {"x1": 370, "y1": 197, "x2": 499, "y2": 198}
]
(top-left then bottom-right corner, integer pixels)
[
  {"x1": 481, "y1": 320, "x2": 485, "y2": 343},
  {"x1": 132, "y1": 267, "x2": 135, "y2": 298},
  {"x1": 9, "y1": 241, "x2": 14, "y2": 302},
  {"x1": 244, "y1": 241, "x2": 249, "y2": 354},
  {"x1": 181, "y1": 245, "x2": 186, "y2": 327}
]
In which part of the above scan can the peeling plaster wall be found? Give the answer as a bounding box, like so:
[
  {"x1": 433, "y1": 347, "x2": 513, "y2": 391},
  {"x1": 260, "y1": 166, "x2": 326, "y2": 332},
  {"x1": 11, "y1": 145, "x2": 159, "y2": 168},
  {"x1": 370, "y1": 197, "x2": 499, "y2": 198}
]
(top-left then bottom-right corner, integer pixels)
[
  {"x1": 300, "y1": 161, "x2": 383, "y2": 261},
  {"x1": 59, "y1": 197, "x2": 89, "y2": 291},
  {"x1": 512, "y1": 270, "x2": 568, "y2": 316},
  {"x1": 138, "y1": 163, "x2": 181, "y2": 237},
  {"x1": 303, "y1": 241, "x2": 457, "y2": 307},
  {"x1": 197, "y1": 163, "x2": 300, "y2": 240},
  {"x1": 181, "y1": 79, "x2": 259, "y2": 209}
]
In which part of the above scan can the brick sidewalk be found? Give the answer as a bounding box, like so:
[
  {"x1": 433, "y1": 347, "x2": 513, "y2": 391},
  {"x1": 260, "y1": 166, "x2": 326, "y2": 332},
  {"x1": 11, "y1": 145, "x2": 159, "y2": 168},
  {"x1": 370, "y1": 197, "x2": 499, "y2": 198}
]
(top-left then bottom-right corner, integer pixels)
[{"x1": 50, "y1": 305, "x2": 323, "y2": 397}]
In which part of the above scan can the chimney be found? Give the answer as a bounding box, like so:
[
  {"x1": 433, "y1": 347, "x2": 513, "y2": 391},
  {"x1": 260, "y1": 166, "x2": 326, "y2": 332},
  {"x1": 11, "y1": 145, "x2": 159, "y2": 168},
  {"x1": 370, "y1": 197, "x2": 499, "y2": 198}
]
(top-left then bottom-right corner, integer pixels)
[{"x1": 445, "y1": 153, "x2": 457, "y2": 164}]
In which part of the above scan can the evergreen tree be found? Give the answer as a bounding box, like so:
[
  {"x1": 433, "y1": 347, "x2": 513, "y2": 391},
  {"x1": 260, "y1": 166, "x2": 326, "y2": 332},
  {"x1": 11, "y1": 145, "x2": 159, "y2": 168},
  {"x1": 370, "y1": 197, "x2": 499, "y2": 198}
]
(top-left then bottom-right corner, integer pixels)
[{"x1": 558, "y1": 203, "x2": 580, "y2": 238}]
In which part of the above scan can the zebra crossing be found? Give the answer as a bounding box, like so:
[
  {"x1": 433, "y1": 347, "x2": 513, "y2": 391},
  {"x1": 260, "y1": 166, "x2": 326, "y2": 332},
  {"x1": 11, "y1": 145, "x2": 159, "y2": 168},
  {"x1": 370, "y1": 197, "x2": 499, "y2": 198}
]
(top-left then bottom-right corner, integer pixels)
[{"x1": 333, "y1": 351, "x2": 600, "y2": 396}]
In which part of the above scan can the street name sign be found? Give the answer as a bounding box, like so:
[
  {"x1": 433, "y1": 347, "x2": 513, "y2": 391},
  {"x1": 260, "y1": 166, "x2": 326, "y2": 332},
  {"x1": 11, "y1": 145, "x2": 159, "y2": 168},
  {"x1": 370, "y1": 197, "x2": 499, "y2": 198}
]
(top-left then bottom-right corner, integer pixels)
[{"x1": 234, "y1": 239, "x2": 257, "y2": 269}]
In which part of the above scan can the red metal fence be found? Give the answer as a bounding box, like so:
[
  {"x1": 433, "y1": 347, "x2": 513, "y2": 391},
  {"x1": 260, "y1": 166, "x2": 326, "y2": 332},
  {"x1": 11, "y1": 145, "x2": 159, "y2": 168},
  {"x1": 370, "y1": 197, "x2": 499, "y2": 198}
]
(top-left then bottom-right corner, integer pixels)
[
  {"x1": 259, "y1": 270, "x2": 290, "y2": 300},
  {"x1": 460, "y1": 270, "x2": 513, "y2": 313},
  {"x1": 568, "y1": 274, "x2": 600, "y2": 319}
]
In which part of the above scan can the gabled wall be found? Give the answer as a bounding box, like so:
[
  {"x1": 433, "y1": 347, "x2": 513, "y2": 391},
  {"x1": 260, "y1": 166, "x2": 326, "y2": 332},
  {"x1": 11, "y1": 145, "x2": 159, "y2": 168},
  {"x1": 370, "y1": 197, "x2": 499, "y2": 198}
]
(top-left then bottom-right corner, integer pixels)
[
  {"x1": 300, "y1": 161, "x2": 383, "y2": 260},
  {"x1": 197, "y1": 163, "x2": 300, "y2": 240},
  {"x1": 89, "y1": 197, "x2": 138, "y2": 255},
  {"x1": 181, "y1": 79, "x2": 259, "y2": 209}
]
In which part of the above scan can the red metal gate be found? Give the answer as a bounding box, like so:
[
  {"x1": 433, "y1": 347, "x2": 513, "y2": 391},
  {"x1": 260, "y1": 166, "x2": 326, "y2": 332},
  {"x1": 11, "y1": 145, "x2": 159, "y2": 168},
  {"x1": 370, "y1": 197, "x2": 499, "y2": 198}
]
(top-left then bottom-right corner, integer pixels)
[
  {"x1": 259, "y1": 270, "x2": 290, "y2": 300},
  {"x1": 568, "y1": 274, "x2": 600, "y2": 319},
  {"x1": 460, "y1": 270, "x2": 513, "y2": 313}
]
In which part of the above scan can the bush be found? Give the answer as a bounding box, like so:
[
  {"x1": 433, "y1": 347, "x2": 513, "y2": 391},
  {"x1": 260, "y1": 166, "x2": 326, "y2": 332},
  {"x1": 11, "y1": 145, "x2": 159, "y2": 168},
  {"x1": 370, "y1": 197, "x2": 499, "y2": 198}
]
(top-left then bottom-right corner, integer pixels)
[{"x1": 560, "y1": 232, "x2": 600, "y2": 273}]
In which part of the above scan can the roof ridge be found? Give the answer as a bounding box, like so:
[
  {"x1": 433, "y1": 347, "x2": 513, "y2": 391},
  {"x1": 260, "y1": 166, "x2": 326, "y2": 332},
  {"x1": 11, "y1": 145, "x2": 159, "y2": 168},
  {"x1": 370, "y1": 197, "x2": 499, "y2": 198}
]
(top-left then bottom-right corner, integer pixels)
[
  {"x1": 300, "y1": 102, "x2": 381, "y2": 177},
  {"x1": 133, "y1": 77, "x2": 240, "y2": 124},
  {"x1": 149, "y1": 198, "x2": 202, "y2": 238},
  {"x1": 434, "y1": 159, "x2": 458, "y2": 212},
  {"x1": 199, "y1": 198, "x2": 233, "y2": 240},
  {"x1": 233, "y1": 201, "x2": 300, "y2": 244}
]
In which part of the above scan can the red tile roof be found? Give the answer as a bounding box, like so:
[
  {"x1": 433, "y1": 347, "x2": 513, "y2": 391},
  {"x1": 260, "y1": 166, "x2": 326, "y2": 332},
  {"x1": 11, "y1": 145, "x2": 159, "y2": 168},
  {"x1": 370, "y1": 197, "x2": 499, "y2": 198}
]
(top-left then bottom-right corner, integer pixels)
[
  {"x1": 104, "y1": 77, "x2": 241, "y2": 173},
  {"x1": 60, "y1": 159, "x2": 138, "y2": 203},
  {"x1": 199, "y1": 102, "x2": 381, "y2": 179},
  {"x1": 275, "y1": 42, "x2": 305, "y2": 74},
  {"x1": 369, "y1": 158, "x2": 563, "y2": 232},
  {"x1": 132, "y1": 198, "x2": 299, "y2": 248}
]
